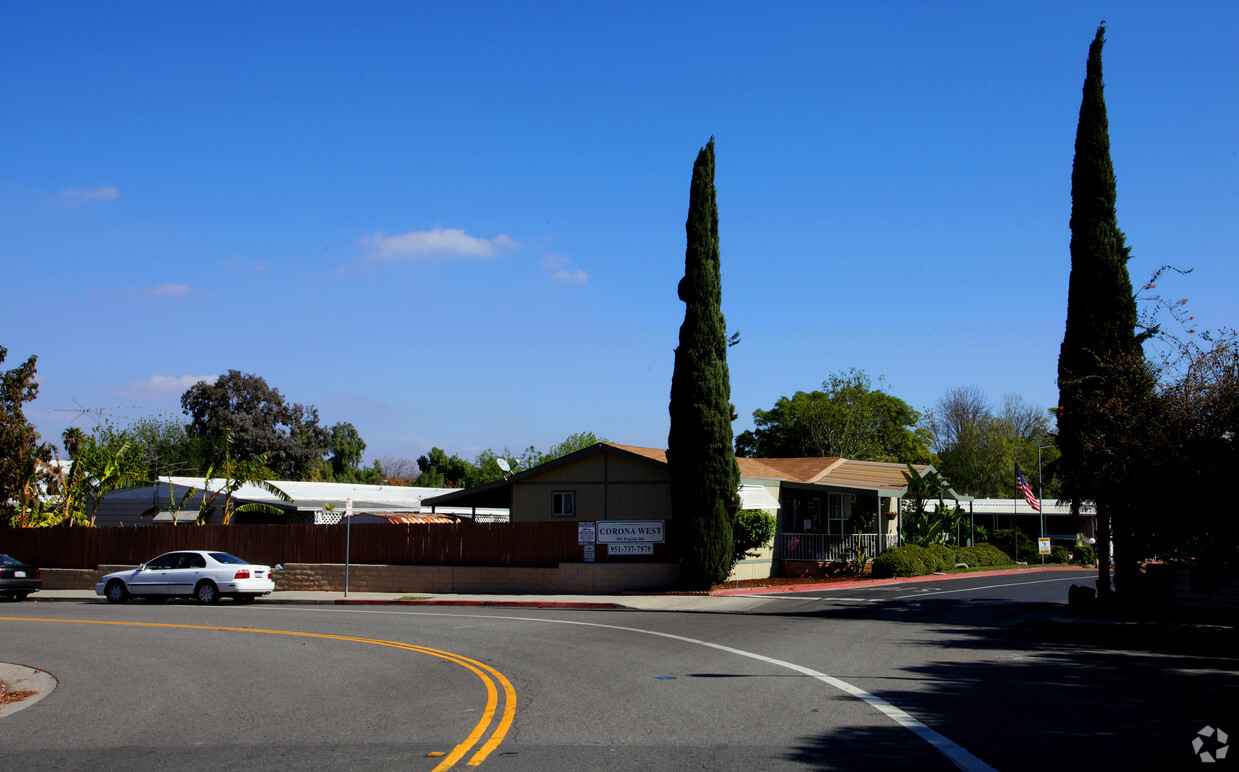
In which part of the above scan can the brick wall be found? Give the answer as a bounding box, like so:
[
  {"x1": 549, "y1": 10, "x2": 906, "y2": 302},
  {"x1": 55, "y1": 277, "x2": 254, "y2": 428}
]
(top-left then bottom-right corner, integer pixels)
[
  {"x1": 40, "y1": 562, "x2": 682, "y2": 595},
  {"x1": 273, "y1": 562, "x2": 681, "y2": 594},
  {"x1": 1144, "y1": 564, "x2": 1239, "y2": 620}
]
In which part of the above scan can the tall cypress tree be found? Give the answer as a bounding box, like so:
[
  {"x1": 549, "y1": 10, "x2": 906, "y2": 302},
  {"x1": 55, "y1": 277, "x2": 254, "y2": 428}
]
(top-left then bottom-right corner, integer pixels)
[
  {"x1": 1057, "y1": 24, "x2": 1143, "y2": 596},
  {"x1": 668, "y1": 138, "x2": 739, "y2": 589}
]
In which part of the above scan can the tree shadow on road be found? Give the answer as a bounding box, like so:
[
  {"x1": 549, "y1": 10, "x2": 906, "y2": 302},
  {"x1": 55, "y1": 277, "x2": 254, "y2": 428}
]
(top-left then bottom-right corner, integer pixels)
[{"x1": 775, "y1": 598, "x2": 1239, "y2": 770}]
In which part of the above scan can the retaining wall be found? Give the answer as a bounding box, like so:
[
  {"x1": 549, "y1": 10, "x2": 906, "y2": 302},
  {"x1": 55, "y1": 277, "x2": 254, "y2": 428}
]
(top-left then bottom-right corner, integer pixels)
[
  {"x1": 1144, "y1": 564, "x2": 1239, "y2": 620},
  {"x1": 41, "y1": 562, "x2": 682, "y2": 595}
]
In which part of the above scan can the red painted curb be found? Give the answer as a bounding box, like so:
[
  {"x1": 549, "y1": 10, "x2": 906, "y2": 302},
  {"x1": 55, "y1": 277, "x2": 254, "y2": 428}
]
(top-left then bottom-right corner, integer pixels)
[
  {"x1": 710, "y1": 566, "x2": 1094, "y2": 596},
  {"x1": 334, "y1": 599, "x2": 621, "y2": 610}
]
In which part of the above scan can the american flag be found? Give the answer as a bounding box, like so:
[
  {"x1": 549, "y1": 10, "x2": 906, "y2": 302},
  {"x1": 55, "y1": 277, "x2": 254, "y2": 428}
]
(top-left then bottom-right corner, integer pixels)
[{"x1": 1015, "y1": 464, "x2": 1040, "y2": 512}]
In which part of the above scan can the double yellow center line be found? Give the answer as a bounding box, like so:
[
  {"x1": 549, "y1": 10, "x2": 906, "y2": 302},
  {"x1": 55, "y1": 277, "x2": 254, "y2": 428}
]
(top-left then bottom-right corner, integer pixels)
[{"x1": 1, "y1": 617, "x2": 516, "y2": 769}]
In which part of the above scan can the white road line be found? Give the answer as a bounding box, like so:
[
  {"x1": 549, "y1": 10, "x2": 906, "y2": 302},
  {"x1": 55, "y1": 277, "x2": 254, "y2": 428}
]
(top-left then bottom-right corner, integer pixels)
[
  {"x1": 891, "y1": 575, "x2": 1084, "y2": 600},
  {"x1": 272, "y1": 605, "x2": 996, "y2": 772},
  {"x1": 745, "y1": 594, "x2": 879, "y2": 601}
]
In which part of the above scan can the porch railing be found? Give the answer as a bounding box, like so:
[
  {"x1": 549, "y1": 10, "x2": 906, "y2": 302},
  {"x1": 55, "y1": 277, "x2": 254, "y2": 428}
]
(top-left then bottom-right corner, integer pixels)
[{"x1": 776, "y1": 533, "x2": 898, "y2": 562}]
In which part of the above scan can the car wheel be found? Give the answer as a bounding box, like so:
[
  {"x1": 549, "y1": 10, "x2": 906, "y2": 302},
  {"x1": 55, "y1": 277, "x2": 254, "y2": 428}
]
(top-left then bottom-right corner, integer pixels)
[
  {"x1": 233, "y1": 594, "x2": 256, "y2": 604},
  {"x1": 195, "y1": 581, "x2": 220, "y2": 605},
  {"x1": 105, "y1": 580, "x2": 129, "y2": 604},
  {"x1": 14, "y1": 592, "x2": 30, "y2": 601}
]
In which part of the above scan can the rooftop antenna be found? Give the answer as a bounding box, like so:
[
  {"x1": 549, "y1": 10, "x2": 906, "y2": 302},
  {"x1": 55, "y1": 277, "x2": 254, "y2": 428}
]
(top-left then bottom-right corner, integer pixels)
[
  {"x1": 55, "y1": 399, "x2": 142, "y2": 426},
  {"x1": 496, "y1": 457, "x2": 512, "y2": 479}
]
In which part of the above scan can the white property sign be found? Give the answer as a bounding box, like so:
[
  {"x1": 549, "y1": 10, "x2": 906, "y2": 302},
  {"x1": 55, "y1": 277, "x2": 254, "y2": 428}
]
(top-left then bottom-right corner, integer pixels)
[
  {"x1": 595, "y1": 521, "x2": 665, "y2": 544},
  {"x1": 578, "y1": 521, "x2": 596, "y2": 545}
]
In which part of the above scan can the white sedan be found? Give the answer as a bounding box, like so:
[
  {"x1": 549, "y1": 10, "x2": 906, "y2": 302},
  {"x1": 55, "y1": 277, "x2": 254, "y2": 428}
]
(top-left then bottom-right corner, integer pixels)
[{"x1": 95, "y1": 550, "x2": 276, "y2": 605}]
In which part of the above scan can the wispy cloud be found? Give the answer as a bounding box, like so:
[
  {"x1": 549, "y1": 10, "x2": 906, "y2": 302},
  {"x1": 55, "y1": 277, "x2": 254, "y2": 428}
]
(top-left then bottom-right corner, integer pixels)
[
  {"x1": 116, "y1": 374, "x2": 218, "y2": 399},
  {"x1": 147, "y1": 283, "x2": 192, "y2": 298},
  {"x1": 359, "y1": 227, "x2": 520, "y2": 262},
  {"x1": 50, "y1": 185, "x2": 120, "y2": 205},
  {"x1": 90, "y1": 283, "x2": 198, "y2": 301},
  {"x1": 226, "y1": 256, "x2": 267, "y2": 273},
  {"x1": 542, "y1": 254, "x2": 589, "y2": 284}
]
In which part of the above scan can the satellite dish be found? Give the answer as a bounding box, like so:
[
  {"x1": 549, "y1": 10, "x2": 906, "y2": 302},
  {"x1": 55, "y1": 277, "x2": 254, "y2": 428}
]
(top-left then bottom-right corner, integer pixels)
[{"x1": 496, "y1": 458, "x2": 512, "y2": 474}]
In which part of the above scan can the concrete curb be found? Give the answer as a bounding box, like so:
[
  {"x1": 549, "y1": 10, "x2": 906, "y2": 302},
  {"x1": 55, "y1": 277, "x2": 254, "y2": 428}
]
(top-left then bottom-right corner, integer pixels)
[
  {"x1": 709, "y1": 565, "x2": 1095, "y2": 596},
  {"x1": 335, "y1": 599, "x2": 622, "y2": 610},
  {"x1": 0, "y1": 663, "x2": 57, "y2": 719}
]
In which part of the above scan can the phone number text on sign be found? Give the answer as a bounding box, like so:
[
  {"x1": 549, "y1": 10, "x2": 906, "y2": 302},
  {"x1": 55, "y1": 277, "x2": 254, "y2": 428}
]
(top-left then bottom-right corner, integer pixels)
[{"x1": 607, "y1": 543, "x2": 654, "y2": 556}]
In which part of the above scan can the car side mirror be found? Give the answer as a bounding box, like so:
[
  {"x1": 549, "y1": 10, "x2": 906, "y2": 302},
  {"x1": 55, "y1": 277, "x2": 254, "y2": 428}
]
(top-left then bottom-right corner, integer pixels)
[{"x1": 138, "y1": 563, "x2": 146, "y2": 571}]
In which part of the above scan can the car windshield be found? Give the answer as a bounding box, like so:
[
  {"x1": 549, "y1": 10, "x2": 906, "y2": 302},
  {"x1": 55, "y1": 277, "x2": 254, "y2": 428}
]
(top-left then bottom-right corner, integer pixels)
[
  {"x1": 0, "y1": 554, "x2": 21, "y2": 566},
  {"x1": 208, "y1": 553, "x2": 247, "y2": 565}
]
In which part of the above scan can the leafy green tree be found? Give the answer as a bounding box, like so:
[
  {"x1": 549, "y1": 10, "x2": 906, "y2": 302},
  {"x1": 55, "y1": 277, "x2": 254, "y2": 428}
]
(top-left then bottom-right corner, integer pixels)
[
  {"x1": 1056, "y1": 24, "x2": 1149, "y2": 595},
  {"x1": 193, "y1": 430, "x2": 291, "y2": 524},
  {"x1": 328, "y1": 421, "x2": 367, "y2": 478},
  {"x1": 927, "y1": 389, "x2": 1055, "y2": 497},
  {"x1": 0, "y1": 346, "x2": 50, "y2": 526},
  {"x1": 899, "y1": 465, "x2": 966, "y2": 547},
  {"x1": 667, "y1": 139, "x2": 739, "y2": 589},
  {"x1": 1147, "y1": 335, "x2": 1239, "y2": 568},
  {"x1": 181, "y1": 371, "x2": 330, "y2": 480},
  {"x1": 731, "y1": 510, "x2": 776, "y2": 570},
  {"x1": 58, "y1": 426, "x2": 147, "y2": 525},
  {"x1": 415, "y1": 447, "x2": 478, "y2": 488},
  {"x1": 126, "y1": 413, "x2": 207, "y2": 479},
  {"x1": 737, "y1": 369, "x2": 933, "y2": 463}
]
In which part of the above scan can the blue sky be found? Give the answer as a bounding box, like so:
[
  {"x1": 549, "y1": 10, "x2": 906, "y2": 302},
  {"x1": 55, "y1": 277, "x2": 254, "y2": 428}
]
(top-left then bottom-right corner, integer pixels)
[{"x1": 4, "y1": 2, "x2": 1236, "y2": 466}]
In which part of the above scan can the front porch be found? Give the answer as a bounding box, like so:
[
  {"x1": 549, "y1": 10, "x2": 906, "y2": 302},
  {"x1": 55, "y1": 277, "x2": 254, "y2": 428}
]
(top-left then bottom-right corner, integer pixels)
[{"x1": 776, "y1": 532, "x2": 900, "y2": 563}]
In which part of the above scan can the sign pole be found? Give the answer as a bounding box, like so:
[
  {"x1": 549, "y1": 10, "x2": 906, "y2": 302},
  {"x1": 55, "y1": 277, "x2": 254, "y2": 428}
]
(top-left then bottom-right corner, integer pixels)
[{"x1": 344, "y1": 497, "x2": 352, "y2": 597}]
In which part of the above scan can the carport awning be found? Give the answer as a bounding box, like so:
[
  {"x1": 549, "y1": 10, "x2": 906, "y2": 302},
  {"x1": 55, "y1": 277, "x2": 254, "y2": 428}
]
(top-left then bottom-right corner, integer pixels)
[{"x1": 739, "y1": 485, "x2": 780, "y2": 510}]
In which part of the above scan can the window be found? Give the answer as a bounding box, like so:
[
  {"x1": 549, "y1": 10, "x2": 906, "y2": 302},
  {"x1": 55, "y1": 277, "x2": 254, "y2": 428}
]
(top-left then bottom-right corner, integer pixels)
[
  {"x1": 145, "y1": 553, "x2": 179, "y2": 570},
  {"x1": 828, "y1": 493, "x2": 852, "y2": 535},
  {"x1": 552, "y1": 490, "x2": 575, "y2": 517}
]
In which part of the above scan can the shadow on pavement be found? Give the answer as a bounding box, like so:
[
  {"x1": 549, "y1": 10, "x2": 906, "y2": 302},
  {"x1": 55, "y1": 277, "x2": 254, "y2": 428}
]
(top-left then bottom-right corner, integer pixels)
[{"x1": 777, "y1": 601, "x2": 1239, "y2": 770}]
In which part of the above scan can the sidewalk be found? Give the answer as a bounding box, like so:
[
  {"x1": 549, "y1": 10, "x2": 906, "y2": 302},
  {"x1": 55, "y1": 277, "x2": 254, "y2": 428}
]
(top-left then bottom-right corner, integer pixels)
[
  {"x1": 21, "y1": 567, "x2": 1094, "y2": 613},
  {"x1": 20, "y1": 588, "x2": 782, "y2": 612}
]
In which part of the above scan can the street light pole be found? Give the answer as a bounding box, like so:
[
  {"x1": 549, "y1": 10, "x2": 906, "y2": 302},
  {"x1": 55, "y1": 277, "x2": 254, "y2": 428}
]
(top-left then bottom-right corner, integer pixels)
[{"x1": 1037, "y1": 445, "x2": 1054, "y2": 563}]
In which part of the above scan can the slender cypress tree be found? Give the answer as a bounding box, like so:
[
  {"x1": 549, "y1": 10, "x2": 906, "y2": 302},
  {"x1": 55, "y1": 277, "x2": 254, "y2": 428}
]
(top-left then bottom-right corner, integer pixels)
[
  {"x1": 1057, "y1": 24, "x2": 1143, "y2": 596},
  {"x1": 668, "y1": 138, "x2": 739, "y2": 589}
]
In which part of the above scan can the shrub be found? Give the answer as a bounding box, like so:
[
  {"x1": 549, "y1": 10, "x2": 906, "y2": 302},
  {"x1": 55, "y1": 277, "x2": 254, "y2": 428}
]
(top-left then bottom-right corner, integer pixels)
[
  {"x1": 731, "y1": 510, "x2": 776, "y2": 568},
  {"x1": 871, "y1": 546, "x2": 928, "y2": 578},
  {"x1": 1049, "y1": 545, "x2": 1070, "y2": 564},
  {"x1": 902, "y1": 544, "x2": 944, "y2": 572},
  {"x1": 991, "y1": 529, "x2": 1038, "y2": 562},
  {"x1": 925, "y1": 543, "x2": 959, "y2": 571},
  {"x1": 970, "y1": 543, "x2": 1015, "y2": 567},
  {"x1": 1074, "y1": 543, "x2": 1096, "y2": 565}
]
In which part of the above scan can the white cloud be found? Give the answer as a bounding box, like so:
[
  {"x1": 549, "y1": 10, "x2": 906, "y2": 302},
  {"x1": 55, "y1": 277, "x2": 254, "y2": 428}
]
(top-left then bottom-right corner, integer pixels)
[
  {"x1": 542, "y1": 253, "x2": 588, "y2": 284},
  {"x1": 117, "y1": 374, "x2": 218, "y2": 398},
  {"x1": 359, "y1": 227, "x2": 520, "y2": 261},
  {"x1": 147, "y1": 283, "x2": 192, "y2": 298},
  {"x1": 53, "y1": 185, "x2": 119, "y2": 204},
  {"x1": 226, "y1": 256, "x2": 267, "y2": 273},
  {"x1": 90, "y1": 283, "x2": 197, "y2": 301},
  {"x1": 553, "y1": 268, "x2": 589, "y2": 284}
]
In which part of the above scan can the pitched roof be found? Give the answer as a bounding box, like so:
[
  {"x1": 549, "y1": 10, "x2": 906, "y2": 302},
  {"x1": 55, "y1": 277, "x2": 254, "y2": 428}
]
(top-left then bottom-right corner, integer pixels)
[
  {"x1": 604, "y1": 445, "x2": 930, "y2": 492},
  {"x1": 605, "y1": 444, "x2": 816, "y2": 481}
]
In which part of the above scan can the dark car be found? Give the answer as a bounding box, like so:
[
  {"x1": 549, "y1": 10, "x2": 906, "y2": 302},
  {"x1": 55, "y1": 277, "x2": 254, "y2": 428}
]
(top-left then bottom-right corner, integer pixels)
[{"x1": 0, "y1": 554, "x2": 42, "y2": 601}]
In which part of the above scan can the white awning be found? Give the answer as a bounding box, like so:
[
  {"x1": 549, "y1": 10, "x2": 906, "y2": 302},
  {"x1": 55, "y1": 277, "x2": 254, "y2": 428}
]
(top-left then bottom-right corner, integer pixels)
[{"x1": 739, "y1": 484, "x2": 781, "y2": 511}]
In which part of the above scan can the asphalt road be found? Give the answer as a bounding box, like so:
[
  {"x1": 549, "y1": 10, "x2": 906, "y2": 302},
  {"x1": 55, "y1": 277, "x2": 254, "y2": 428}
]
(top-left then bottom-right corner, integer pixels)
[{"x1": 2, "y1": 569, "x2": 1235, "y2": 771}]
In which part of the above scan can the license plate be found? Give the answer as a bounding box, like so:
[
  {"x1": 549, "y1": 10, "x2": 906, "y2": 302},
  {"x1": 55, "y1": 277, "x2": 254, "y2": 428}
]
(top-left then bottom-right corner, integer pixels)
[{"x1": 15, "y1": 570, "x2": 26, "y2": 578}]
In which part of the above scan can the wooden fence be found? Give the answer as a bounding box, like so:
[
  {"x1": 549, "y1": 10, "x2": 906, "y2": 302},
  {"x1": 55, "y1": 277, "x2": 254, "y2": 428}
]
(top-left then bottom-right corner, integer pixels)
[{"x1": 0, "y1": 522, "x2": 674, "y2": 569}]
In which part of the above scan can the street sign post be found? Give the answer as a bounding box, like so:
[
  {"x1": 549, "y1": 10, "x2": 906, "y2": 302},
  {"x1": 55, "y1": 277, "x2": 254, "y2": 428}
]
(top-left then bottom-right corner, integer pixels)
[{"x1": 344, "y1": 497, "x2": 353, "y2": 597}]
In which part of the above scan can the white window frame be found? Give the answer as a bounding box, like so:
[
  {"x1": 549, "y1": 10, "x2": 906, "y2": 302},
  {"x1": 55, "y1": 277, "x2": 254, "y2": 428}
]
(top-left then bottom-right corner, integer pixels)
[{"x1": 828, "y1": 492, "x2": 852, "y2": 535}]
